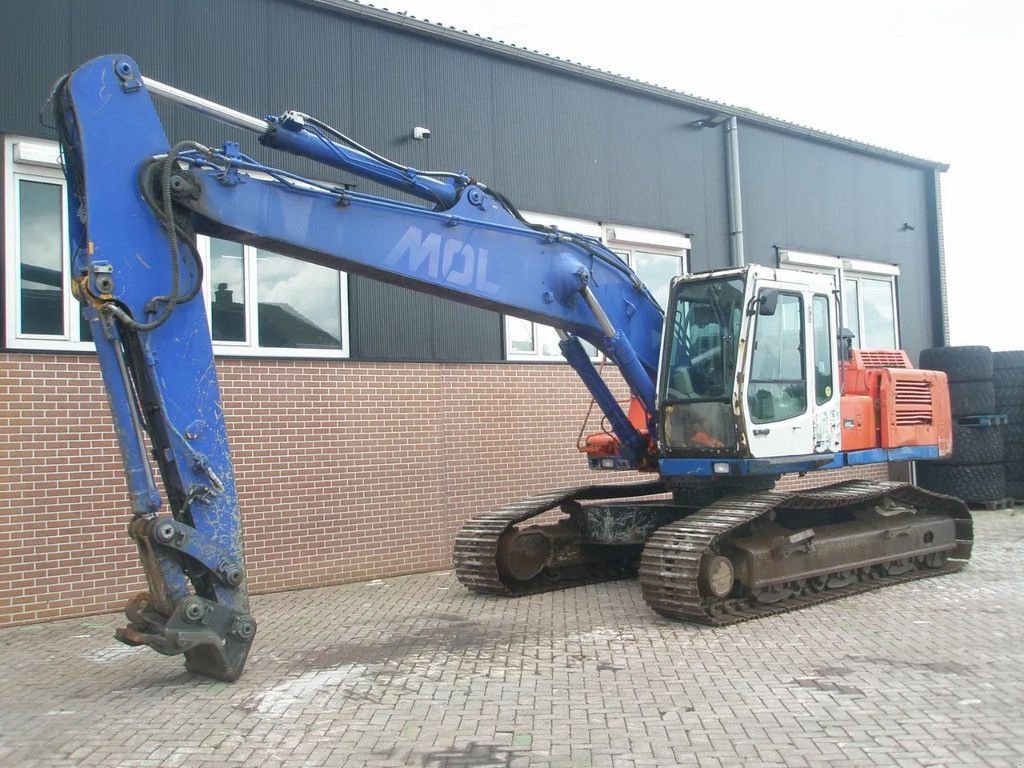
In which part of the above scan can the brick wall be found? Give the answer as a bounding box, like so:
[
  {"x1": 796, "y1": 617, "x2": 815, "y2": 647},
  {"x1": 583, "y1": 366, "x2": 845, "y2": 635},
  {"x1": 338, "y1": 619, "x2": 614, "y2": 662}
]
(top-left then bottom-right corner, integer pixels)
[{"x1": 0, "y1": 353, "x2": 888, "y2": 626}]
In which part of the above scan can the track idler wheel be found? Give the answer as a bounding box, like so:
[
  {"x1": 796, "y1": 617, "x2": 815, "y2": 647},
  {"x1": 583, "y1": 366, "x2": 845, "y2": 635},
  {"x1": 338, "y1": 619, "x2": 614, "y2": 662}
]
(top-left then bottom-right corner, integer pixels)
[
  {"x1": 495, "y1": 521, "x2": 590, "y2": 585},
  {"x1": 699, "y1": 555, "x2": 735, "y2": 599},
  {"x1": 497, "y1": 527, "x2": 553, "y2": 582}
]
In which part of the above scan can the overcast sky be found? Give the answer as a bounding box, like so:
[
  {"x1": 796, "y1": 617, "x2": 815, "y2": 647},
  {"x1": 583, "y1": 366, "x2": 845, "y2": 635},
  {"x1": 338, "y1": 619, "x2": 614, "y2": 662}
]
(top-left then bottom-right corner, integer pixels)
[{"x1": 374, "y1": 0, "x2": 1023, "y2": 350}]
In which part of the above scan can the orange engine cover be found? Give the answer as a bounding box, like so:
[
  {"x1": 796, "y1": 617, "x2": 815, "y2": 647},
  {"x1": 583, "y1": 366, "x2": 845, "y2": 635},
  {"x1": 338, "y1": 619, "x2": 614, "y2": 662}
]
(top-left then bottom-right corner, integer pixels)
[{"x1": 840, "y1": 349, "x2": 952, "y2": 456}]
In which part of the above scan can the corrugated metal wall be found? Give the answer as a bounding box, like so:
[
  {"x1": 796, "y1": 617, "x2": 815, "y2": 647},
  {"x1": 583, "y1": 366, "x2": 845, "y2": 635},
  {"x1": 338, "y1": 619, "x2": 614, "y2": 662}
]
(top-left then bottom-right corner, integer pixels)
[
  {"x1": 739, "y1": 125, "x2": 939, "y2": 356},
  {"x1": 0, "y1": 0, "x2": 941, "y2": 360}
]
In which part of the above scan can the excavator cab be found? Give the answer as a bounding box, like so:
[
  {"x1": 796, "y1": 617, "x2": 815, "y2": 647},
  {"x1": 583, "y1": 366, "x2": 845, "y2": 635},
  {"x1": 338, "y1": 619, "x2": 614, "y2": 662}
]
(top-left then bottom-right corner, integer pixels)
[{"x1": 659, "y1": 265, "x2": 842, "y2": 463}]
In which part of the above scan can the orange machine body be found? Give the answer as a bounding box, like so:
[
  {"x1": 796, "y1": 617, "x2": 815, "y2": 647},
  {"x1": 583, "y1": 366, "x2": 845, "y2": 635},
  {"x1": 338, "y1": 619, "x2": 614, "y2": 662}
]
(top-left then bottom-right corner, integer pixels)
[
  {"x1": 840, "y1": 350, "x2": 952, "y2": 457},
  {"x1": 582, "y1": 395, "x2": 659, "y2": 471}
]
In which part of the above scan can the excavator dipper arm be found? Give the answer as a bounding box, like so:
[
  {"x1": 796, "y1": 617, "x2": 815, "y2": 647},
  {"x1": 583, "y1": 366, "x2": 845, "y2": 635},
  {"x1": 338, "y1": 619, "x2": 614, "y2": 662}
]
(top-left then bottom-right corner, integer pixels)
[{"x1": 52, "y1": 54, "x2": 666, "y2": 680}]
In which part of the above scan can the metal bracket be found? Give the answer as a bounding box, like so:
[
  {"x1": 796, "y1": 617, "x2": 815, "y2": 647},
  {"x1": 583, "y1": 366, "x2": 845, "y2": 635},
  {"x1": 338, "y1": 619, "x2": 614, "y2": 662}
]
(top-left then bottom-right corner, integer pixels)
[
  {"x1": 113, "y1": 59, "x2": 141, "y2": 92},
  {"x1": 149, "y1": 518, "x2": 245, "y2": 587},
  {"x1": 771, "y1": 528, "x2": 816, "y2": 559},
  {"x1": 91, "y1": 262, "x2": 114, "y2": 296},
  {"x1": 215, "y1": 142, "x2": 243, "y2": 186}
]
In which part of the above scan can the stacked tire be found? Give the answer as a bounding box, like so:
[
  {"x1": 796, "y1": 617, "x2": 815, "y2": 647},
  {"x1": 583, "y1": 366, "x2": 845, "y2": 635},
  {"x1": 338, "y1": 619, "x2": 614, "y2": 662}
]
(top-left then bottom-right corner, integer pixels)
[
  {"x1": 994, "y1": 351, "x2": 1024, "y2": 500},
  {"x1": 916, "y1": 345, "x2": 1006, "y2": 504}
]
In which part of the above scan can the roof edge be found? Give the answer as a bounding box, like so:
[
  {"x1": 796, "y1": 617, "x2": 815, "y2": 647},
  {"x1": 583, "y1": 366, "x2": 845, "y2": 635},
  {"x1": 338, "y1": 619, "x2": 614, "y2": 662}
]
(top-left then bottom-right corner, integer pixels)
[{"x1": 295, "y1": 0, "x2": 949, "y2": 172}]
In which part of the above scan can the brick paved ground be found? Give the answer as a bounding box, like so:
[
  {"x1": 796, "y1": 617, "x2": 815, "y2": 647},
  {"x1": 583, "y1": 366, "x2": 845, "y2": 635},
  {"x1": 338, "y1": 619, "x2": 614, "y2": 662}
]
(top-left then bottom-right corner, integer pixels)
[{"x1": 0, "y1": 511, "x2": 1022, "y2": 768}]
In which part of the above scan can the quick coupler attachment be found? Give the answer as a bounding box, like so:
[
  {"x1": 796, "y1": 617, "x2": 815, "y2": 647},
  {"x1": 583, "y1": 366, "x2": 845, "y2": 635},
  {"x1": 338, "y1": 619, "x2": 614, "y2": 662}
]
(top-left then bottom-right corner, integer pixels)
[
  {"x1": 121, "y1": 517, "x2": 256, "y2": 681},
  {"x1": 116, "y1": 592, "x2": 256, "y2": 682}
]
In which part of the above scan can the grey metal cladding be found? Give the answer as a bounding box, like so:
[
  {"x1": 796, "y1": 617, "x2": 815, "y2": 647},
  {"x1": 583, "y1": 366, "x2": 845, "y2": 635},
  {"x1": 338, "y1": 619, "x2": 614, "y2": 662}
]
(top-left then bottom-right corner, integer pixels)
[
  {"x1": 0, "y1": 0, "x2": 945, "y2": 364},
  {"x1": 68, "y1": 0, "x2": 175, "y2": 73},
  {"x1": 697, "y1": 124, "x2": 731, "y2": 274},
  {"x1": 0, "y1": 0, "x2": 71, "y2": 134},
  {"x1": 422, "y1": 40, "x2": 497, "y2": 184},
  {"x1": 488, "y1": 64, "x2": 721, "y2": 238},
  {"x1": 349, "y1": 277, "x2": 433, "y2": 361},
  {"x1": 430, "y1": 301, "x2": 502, "y2": 363},
  {"x1": 349, "y1": 277, "x2": 500, "y2": 362},
  {"x1": 739, "y1": 124, "x2": 935, "y2": 358},
  {"x1": 490, "y1": 62, "x2": 559, "y2": 208}
]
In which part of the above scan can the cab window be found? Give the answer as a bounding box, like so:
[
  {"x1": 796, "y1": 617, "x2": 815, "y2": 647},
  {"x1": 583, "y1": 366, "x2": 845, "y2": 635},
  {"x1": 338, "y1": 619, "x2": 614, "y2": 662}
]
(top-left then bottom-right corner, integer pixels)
[
  {"x1": 812, "y1": 294, "x2": 834, "y2": 405},
  {"x1": 747, "y1": 291, "x2": 807, "y2": 423},
  {"x1": 660, "y1": 277, "x2": 745, "y2": 452},
  {"x1": 664, "y1": 277, "x2": 744, "y2": 402}
]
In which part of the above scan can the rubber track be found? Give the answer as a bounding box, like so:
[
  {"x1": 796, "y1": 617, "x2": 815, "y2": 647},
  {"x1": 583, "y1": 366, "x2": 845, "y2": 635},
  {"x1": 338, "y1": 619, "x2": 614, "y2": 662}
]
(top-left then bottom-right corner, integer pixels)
[
  {"x1": 453, "y1": 480, "x2": 666, "y2": 596},
  {"x1": 640, "y1": 479, "x2": 973, "y2": 625}
]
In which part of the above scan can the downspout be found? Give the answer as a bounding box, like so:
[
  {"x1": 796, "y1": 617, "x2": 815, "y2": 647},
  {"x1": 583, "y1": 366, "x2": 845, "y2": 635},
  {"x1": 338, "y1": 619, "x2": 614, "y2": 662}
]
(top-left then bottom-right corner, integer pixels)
[
  {"x1": 725, "y1": 116, "x2": 745, "y2": 267},
  {"x1": 930, "y1": 169, "x2": 950, "y2": 346}
]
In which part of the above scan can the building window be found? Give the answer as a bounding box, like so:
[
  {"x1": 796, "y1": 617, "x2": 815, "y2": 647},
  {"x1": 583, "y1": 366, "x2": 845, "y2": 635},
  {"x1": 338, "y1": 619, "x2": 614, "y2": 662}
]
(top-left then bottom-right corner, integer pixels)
[
  {"x1": 3, "y1": 137, "x2": 92, "y2": 351},
  {"x1": 3, "y1": 136, "x2": 350, "y2": 357},
  {"x1": 845, "y1": 274, "x2": 897, "y2": 349},
  {"x1": 778, "y1": 249, "x2": 900, "y2": 351},
  {"x1": 204, "y1": 238, "x2": 350, "y2": 357},
  {"x1": 504, "y1": 215, "x2": 689, "y2": 361}
]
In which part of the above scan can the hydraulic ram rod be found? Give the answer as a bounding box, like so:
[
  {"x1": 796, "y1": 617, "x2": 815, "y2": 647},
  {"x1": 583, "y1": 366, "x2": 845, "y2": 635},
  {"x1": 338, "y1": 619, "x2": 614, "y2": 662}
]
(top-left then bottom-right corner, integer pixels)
[{"x1": 141, "y1": 76, "x2": 268, "y2": 134}]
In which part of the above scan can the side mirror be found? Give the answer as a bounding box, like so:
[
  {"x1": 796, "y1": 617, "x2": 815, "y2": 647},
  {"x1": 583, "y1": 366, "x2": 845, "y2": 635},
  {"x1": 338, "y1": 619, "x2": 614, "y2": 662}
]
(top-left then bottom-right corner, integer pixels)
[
  {"x1": 839, "y1": 327, "x2": 856, "y2": 361},
  {"x1": 758, "y1": 288, "x2": 779, "y2": 316}
]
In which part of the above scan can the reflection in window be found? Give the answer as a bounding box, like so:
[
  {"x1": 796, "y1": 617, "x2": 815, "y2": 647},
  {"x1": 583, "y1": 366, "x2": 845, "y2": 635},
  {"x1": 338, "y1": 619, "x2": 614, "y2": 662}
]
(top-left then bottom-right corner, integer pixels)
[
  {"x1": 210, "y1": 239, "x2": 246, "y2": 342},
  {"x1": 506, "y1": 240, "x2": 684, "y2": 360},
  {"x1": 665, "y1": 277, "x2": 744, "y2": 402},
  {"x1": 812, "y1": 295, "x2": 833, "y2": 405},
  {"x1": 507, "y1": 317, "x2": 535, "y2": 353},
  {"x1": 634, "y1": 251, "x2": 683, "y2": 310},
  {"x1": 843, "y1": 275, "x2": 898, "y2": 351},
  {"x1": 535, "y1": 324, "x2": 563, "y2": 357},
  {"x1": 843, "y1": 279, "x2": 860, "y2": 347},
  {"x1": 661, "y1": 276, "x2": 744, "y2": 451},
  {"x1": 748, "y1": 292, "x2": 807, "y2": 424},
  {"x1": 861, "y1": 278, "x2": 897, "y2": 349},
  {"x1": 18, "y1": 180, "x2": 64, "y2": 336},
  {"x1": 256, "y1": 249, "x2": 343, "y2": 350}
]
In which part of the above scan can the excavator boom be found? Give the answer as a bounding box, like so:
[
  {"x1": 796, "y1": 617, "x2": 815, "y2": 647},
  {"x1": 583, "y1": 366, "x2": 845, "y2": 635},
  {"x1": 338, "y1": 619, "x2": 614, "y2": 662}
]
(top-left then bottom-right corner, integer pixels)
[{"x1": 54, "y1": 54, "x2": 666, "y2": 679}]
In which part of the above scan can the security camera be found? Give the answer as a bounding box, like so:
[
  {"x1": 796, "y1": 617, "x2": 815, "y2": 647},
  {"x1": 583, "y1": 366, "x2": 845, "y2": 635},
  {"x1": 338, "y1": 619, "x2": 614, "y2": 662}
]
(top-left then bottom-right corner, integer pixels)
[{"x1": 412, "y1": 126, "x2": 431, "y2": 141}]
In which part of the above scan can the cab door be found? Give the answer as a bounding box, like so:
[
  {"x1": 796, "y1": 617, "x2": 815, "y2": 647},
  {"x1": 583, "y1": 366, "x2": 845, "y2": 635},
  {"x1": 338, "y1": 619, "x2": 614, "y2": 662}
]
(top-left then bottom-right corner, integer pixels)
[
  {"x1": 741, "y1": 276, "x2": 815, "y2": 458},
  {"x1": 740, "y1": 273, "x2": 841, "y2": 459}
]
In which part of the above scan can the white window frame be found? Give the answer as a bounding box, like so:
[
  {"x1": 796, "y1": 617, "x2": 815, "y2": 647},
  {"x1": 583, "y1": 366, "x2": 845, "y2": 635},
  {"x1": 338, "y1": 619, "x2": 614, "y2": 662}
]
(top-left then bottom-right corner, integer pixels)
[
  {"x1": 779, "y1": 248, "x2": 900, "y2": 349},
  {"x1": 3, "y1": 135, "x2": 351, "y2": 358},
  {"x1": 200, "y1": 236, "x2": 351, "y2": 359},
  {"x1": 3, "y1": 136, "x2": 93, "y2": 351},
  {"x1": 504, "y1": 213, "x2": 689, "y2": 361}
]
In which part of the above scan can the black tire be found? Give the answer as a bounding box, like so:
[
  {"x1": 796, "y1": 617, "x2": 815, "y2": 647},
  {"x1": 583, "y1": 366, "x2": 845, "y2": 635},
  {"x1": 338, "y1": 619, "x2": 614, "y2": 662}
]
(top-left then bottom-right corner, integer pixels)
[
  {"x1": 1005, "y1": 462, "x2": 1024, "y2": 482},
  {"x1": 1006, "y1": 436, "x2": 1024, "y2": 463},
  {"x1": 919, "y1": 345, "x2": 993, "y2": 382},
  {"x1": 1006, "y1": 424, "x2": 1024, "y2": 455},
  {"x1": 916, "y1": 462, "x2": 1005, "y2": 503},
  {"x1": 949, "y1": 424, "x2": 1004, "y2": 464},
  {"x1": 994, "y1": 350, "x2": 1024, "y2": 370},
  {"x1": 994, "y1": 369, "x2": 1024, "y2": 390},
  {"x1": 994, "y1": 383, "x2": 1024, "y2": 406},
  {"x1": 1007, "y1": 479, "x2": 1024, "y2": 501},
  {"x1": 949, "y1": 380, "x2": 996, "y2": 417}
]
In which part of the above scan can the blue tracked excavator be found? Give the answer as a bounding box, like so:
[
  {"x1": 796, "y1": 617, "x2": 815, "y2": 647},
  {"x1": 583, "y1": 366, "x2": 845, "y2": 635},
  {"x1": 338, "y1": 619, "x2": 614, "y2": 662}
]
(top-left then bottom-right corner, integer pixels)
[{"x1": 51, "y1": 55, "x2": 971, "y2": 681}]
